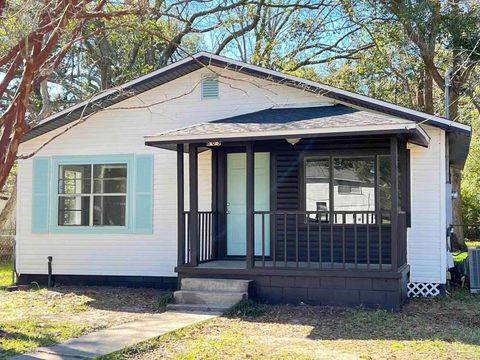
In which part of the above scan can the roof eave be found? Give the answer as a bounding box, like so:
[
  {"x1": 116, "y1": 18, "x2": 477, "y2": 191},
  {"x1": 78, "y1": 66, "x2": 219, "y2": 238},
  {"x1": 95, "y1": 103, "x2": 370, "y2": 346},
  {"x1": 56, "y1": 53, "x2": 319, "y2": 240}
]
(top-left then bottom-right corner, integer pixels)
[
  {"x1": 195, "y1": 53, "x2": 471, "y2": 136},
  {"x1": 23, "y1": 52, "x2": 472, "y2": 145},
  {"x1": 145, "y1": 124, "x2": 429, "y2": 150}
]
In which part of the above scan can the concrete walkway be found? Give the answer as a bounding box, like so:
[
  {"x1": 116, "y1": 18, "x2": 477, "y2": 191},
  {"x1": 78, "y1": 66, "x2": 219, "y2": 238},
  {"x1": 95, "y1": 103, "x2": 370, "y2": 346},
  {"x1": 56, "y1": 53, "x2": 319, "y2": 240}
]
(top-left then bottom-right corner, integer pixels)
[{"x1": 14, "y1": 311, "x2": 218, "y2": 360}]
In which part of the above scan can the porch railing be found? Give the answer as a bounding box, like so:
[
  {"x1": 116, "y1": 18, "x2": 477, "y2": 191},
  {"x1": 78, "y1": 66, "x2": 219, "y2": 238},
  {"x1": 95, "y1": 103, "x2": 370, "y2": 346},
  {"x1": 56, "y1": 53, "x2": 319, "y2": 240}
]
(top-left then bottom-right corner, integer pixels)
[
  {"x1": 253, "y1": 210, "x2": 399, "y2": 270},
  {"x1": 181, "y1": 210, "x2": 407, "y2": 272},
  {"x1": 182, "y1": 211, "x2": 215, "y2": 265}
]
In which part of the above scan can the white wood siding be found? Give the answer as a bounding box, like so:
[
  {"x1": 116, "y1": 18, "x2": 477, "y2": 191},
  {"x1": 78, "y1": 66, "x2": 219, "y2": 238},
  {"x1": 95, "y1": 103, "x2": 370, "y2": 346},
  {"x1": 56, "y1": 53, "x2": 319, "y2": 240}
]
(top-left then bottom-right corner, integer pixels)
[
  {"x1": 16, "y1": 67, "x2": 331, "y2": 277},
  {"x1": 408, "y1": 125, "x2": 447, "y2": 284},
  {"x1": 16, "y1": 66, "x2": 448, "y2": 284}
]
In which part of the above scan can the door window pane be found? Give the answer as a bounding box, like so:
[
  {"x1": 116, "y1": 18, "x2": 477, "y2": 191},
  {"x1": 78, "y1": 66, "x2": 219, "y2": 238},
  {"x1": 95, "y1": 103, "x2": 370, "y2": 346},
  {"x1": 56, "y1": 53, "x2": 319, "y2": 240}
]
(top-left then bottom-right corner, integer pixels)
[
  {"x1": 93, "y1": 196, "x2": 126, "y2": 226},
  {"x1": 58, "y1": 196, "x2": 90, "y2": 226}
]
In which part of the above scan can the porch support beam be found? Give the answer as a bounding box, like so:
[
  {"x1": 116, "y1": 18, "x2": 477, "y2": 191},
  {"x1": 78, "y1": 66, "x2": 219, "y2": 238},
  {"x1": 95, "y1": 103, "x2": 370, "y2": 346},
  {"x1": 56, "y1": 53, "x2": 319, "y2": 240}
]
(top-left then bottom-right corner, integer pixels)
[
  {"x1": 189, "y1": 144, "x2": 199, "y2": 267},
  {"x1": 390, "y1": 136, "x2": 399, "y2": 271},
  {"x1": 246, "y1": 142, "x2": 255, "y2": 269},
  {"x1": 177, "y1": 144, "x2": 185, "y2": 266},
  {"x1": 211, "y1": 148, "x2": 218, "y2": 259},
  {"x1": 398, "y1": 141, "x2": 409, "y2": 267}
]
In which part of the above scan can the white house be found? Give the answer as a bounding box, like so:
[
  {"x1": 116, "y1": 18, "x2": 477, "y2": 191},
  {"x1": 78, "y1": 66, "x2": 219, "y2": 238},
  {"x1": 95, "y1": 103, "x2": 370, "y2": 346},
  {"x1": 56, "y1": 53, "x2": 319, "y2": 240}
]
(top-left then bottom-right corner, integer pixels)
[{"x1": 15, "y1": 52, "x2": 471, "y2": 309}]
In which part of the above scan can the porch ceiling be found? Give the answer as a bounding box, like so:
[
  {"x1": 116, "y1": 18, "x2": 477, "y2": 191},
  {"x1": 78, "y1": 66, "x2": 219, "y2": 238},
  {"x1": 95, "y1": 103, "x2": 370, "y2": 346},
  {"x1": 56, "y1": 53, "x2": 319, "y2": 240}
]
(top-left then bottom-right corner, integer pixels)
[{"x1": 145, "y1": 104, "x2": 430, "y2": 151}]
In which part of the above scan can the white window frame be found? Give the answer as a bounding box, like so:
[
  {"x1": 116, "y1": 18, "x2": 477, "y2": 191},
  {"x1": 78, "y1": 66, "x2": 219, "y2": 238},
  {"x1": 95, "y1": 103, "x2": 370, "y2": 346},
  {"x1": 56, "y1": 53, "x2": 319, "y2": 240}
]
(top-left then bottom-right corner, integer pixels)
[{"x1": 57, "y1": 163, "x2": 128, "y2": 227}]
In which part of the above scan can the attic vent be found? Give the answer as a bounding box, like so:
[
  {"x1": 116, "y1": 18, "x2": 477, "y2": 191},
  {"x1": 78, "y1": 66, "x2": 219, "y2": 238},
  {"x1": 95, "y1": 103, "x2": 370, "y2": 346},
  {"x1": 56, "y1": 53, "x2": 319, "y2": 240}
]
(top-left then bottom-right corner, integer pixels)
[
  {"x1": 469, "y1": 247, "x2": 480, "y2": 293},
  {"x1": 201, "y1": 75, "x2": 219, "y2": 99}
]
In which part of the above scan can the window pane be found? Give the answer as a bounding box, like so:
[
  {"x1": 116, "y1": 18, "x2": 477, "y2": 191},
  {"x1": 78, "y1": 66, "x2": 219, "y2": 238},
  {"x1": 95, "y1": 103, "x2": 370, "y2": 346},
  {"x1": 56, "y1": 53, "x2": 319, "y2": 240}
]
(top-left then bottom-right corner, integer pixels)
[
  {"x1": 58, "y1": 165, "x2": 91, "y2": 194},
  {"x1": 305, "y1": 159, "x2": 330, "y2": 221},
  {"x1": 93, "y1": 196, "x2": 126, "y2": 226},
  {"x1": 333, "y1": 158, "x2": 375, "y2": 215},
  {"x1": 93, "y1": 164, "x2": 127, "y2": 193},
  {"x1": 338, "y1": 184, "x2": 362, "y2": 194},
  {"x1": 379, "y1": 155, "x2": 391, "y2": 211},
  {"x1": 58, "y1": 196, "x2": 90, "y2": 226}
]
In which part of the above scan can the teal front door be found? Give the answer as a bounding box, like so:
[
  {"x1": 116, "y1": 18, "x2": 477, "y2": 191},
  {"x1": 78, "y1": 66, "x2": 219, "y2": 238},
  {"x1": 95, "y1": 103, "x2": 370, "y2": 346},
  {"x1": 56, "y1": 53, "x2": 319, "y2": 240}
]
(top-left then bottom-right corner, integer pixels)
[{"x1": 226, "y1": 152, "x2": 270, "y2": 256}]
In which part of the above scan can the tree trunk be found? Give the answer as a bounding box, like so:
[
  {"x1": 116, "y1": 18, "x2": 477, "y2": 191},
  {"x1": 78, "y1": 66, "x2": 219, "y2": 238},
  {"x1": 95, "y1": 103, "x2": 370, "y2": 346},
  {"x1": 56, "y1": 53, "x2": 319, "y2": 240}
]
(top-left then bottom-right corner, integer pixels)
[
  {"x1": 417, "y1": 71, "x2": 425, "y2": 110},
  {"x1": 424, "y1": 70, "x2": 433, "y2": 114},
  {"x1": 38, "y1": 80, "x2": 53, "y2": 120},
  {"x1": 0, "y1": 181, "x2": 16, "y2": 231},
  {"x1": 96, "y1": 27, "x2": 114, "y2": 90}
]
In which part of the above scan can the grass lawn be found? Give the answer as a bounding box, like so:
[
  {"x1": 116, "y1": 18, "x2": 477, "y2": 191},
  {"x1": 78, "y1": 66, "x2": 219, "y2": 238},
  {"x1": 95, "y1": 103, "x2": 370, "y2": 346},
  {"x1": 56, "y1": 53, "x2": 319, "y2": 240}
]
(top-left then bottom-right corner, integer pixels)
[
  {"x1": 0, "y1": 261, "x2": 12, "y2": 286},
  {"x1": 103, "y1": 289, "x2": 480, "y2": 360},
  {"x1": 0, "y1": 286, "x2": 170, "y2": 359}
]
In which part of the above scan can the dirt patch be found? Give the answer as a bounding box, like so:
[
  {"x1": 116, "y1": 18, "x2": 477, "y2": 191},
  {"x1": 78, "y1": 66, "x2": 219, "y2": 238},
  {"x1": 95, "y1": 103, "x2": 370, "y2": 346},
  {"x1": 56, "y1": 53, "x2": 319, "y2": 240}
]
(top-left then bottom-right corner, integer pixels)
[
  {"x1": 0, "y1": 286, "x2": 170, "y2": 359},
  {"x1": 109, "y1": 289, "x2": 480, "y2": 360}
]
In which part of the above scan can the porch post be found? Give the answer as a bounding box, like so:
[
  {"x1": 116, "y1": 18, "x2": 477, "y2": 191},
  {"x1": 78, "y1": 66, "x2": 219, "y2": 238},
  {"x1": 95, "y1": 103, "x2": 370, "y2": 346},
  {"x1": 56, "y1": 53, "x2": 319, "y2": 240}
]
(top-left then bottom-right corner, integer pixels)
[
  {"x1": 398, "y1": 141, "x2": 409, "y2": 267},
  {"x1": 177, "y1": 144, "x2": 185, "y2": 266},
  {"x1": 246, "y1": 142, "x2": 255, "y2": 269},
  {"x1": 189, "y1": 144, "x2": 199, "y2": 266},
  {"x1": 390, "y1": 136, "x2": 399, "y2": 271},
  {"x1": 211, "y1": 148, "x2": 218, "y2": 259}
]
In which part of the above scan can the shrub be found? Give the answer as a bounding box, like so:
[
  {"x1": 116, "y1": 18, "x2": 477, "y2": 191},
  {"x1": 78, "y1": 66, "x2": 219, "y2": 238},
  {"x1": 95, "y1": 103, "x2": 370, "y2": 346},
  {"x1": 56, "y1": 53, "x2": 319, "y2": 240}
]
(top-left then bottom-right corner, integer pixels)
[
  {"x1": 226, "y1": 299, "x2": 269, "y2": 317},
  {"x1": 158, "y1": 292, "x2": 174, "y2": 307}
]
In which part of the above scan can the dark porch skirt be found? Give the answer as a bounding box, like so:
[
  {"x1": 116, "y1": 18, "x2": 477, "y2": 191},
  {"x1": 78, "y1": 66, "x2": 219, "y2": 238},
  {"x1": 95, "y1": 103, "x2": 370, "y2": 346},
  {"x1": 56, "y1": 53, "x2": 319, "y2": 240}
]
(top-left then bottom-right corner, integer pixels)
[
  {"x1": 177, "y1": 264, "x2": 410, "y2": 310},
  {"x1": 17, "y1": 274, "x2": 178, "y2": 289}
]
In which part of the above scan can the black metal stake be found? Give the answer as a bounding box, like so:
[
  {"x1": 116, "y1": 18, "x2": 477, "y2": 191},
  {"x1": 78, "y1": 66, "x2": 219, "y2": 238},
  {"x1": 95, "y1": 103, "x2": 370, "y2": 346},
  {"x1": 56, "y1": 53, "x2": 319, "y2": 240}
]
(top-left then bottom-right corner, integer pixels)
[{"x1": 47, "y1": 256, "x2": 53, "y2": 288}]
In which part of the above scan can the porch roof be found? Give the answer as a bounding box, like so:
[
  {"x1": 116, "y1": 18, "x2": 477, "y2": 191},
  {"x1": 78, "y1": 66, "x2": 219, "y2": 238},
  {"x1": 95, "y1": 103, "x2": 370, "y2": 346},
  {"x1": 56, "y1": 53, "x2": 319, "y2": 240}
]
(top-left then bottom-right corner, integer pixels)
[{"x1": 144, "y1": 104, "x2": 430, "y2": 150}]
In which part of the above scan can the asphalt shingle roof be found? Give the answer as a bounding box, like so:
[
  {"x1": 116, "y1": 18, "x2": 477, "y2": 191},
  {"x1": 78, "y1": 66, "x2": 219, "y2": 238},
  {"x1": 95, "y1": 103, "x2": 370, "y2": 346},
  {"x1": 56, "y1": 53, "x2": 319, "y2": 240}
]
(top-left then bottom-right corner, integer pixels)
[{"x1": 152, "y1": 105, "x2": 412, "y2": 138}]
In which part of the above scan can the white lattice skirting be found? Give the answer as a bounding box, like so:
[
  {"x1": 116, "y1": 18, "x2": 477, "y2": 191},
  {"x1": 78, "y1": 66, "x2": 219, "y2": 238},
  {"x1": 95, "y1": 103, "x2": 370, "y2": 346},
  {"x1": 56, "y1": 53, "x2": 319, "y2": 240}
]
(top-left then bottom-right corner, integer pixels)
[{"x1": 407, "y1": 282, "x2": 441, "y2": 297}]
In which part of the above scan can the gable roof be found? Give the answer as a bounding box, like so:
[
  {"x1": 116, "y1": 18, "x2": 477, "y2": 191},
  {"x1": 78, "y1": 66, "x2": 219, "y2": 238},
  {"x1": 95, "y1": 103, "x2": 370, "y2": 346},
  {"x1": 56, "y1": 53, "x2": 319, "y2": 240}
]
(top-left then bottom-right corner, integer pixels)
[
  {"x1": 144, "y1": 104, "x2": 429, "y2": 148},
  {"x1": 24, "y1": 51, "x2": 470, "y2": 143},
  {"x1": 23, "y1": 51, "x2": 471, "y2": 168}
]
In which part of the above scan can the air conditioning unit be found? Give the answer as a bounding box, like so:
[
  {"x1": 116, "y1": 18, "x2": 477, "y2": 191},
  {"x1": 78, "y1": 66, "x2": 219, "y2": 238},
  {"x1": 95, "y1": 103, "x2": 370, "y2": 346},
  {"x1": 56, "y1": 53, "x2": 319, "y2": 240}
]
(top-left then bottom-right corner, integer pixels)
[{"x1": 468, "y1": 247, "x2": 480, "y2": 294}]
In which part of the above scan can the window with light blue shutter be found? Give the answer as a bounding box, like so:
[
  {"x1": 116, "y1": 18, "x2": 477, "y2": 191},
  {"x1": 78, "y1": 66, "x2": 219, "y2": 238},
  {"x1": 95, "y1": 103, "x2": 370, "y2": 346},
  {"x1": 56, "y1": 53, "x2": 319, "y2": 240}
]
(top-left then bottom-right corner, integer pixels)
[
  {"x1": 201, "y1": 75, "x2": 219, "y2": 99},
  {"x1": 32, "y1": 157, "x2": 50, "y2": 233},
  {"x1": 134, "y1": 154, "x2": 154, "y2": 233},
  {"x1": 46, "y1": 154, "x2": 153, "y2": 234}
]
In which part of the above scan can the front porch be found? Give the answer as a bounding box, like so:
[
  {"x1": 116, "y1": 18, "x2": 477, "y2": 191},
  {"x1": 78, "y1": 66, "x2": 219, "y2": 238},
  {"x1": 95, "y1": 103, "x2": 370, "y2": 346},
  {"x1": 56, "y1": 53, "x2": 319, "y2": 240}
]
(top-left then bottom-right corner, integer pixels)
[
  {"x1": 176, "y1": 137, "x2": 410, "y2": 273},
  {"x1": 145, "y1": 106, "x2": 427, "y2": 308}
]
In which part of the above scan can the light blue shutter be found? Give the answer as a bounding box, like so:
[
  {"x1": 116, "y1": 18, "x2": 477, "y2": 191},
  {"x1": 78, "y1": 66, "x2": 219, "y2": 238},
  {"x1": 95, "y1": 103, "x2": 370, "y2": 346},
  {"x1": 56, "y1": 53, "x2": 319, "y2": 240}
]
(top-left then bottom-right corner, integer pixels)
[
  {"x1": 32, "y1": 157, "x2": 50, "y2": 233},
  {"x1": 134, "y1": 155, "x2": 153, "y2": 233}
]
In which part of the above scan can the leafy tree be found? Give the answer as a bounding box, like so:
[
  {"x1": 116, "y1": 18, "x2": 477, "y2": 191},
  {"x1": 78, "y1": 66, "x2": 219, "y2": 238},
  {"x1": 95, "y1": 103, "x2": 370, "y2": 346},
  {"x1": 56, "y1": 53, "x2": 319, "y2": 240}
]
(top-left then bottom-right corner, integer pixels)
[
  {"x1": 0, "y1": 0, "x2": 150, "y2": 191},
  {"x1": 335, "y1": 0, "x2": 480, "y2": 248}
]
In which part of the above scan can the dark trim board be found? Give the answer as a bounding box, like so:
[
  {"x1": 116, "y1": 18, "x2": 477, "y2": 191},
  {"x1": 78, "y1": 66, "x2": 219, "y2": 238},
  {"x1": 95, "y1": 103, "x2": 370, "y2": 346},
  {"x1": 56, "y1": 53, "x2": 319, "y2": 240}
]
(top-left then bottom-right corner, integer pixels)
[
  {"x1": 17, "y1": 274, "x2": 178, "y2": 289},
  {"x1": 177, "y1": 264, "x2": 410, "y2": 310}
]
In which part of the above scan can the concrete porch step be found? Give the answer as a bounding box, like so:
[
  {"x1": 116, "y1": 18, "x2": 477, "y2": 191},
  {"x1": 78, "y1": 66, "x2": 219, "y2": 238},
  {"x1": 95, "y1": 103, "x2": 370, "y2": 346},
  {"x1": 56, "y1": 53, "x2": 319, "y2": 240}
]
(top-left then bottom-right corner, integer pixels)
[
  {"x1": 181, "y1": 278, "x2": 252, "y2": 292},
  {"x1": 166, "y1": 303, "x2": 229, "y2": 314},
  {"x1": 168, "y1": 278, "x2": 253, "y2": 314},
  {"x1": 174, "y1": 289, "x2": 247, "y2": 306}
]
